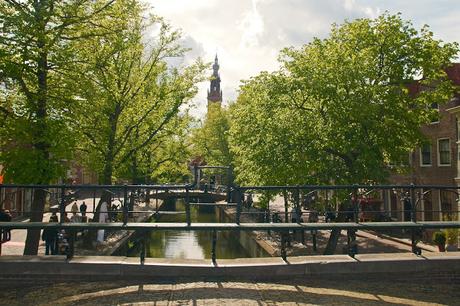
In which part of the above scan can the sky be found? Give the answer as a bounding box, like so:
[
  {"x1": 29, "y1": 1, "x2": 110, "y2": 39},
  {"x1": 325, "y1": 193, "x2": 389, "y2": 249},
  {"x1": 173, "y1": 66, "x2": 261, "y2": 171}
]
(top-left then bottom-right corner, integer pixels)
[{"x1": 147, "y1": 0, "x2": 460, "y2": 118}]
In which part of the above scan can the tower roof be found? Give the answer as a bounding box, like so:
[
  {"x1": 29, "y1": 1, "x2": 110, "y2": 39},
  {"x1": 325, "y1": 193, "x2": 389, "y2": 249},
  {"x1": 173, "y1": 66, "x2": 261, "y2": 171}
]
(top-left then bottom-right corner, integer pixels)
[{"x1": 208, "y1": 54, "x2": 222, "y2": 103}]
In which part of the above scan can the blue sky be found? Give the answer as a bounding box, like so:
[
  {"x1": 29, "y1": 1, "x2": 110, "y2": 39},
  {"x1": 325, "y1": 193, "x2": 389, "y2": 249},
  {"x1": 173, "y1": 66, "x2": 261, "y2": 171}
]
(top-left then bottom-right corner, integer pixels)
[{"x1": 148, "y1": 0, "x2": 460, "y2": 117}]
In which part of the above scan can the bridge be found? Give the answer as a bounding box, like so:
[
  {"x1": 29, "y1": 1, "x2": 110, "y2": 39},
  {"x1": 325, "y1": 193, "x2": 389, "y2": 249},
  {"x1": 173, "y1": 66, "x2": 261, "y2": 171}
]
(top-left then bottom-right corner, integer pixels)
[
  {"x1": 1, "y1": 183, "x2": 460, "y2": 281},
  {"x1": 148, "y1": 189, "x2": 228, "y2": 202}
]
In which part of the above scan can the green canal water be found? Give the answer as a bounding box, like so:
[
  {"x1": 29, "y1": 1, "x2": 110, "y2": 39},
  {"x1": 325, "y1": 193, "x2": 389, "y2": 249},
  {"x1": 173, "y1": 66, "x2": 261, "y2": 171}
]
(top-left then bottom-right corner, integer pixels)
[{"x1": 128, "y1": 200, "x2": 268, "y2": 259}]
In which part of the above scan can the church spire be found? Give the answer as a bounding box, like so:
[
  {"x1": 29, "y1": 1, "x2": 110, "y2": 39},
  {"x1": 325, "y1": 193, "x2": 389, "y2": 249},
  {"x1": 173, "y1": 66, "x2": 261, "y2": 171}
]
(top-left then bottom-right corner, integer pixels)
[{"x1": 207, "y1": 54, "x2": 222, "y2": 107}]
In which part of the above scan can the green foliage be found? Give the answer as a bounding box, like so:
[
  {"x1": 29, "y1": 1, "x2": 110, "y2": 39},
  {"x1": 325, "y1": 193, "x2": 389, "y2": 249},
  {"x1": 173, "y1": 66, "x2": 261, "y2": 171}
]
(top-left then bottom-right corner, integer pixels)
[
  {"x1": 0, "y1": 0, "x2": 117, "y2": 183},
  {"x1": 74, "y1": 2, "x2": 207, "y2": 184},
  {"x1": 191, "y1": 103, "x2": 233, "y2": 167},
  {"x1": 230, "y1": 13, "x2": 458, "y2": 187}
]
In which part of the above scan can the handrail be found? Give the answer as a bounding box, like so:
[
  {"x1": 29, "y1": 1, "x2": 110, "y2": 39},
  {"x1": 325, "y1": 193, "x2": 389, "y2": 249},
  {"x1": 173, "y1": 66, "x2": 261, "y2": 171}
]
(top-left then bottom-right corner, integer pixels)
[
  {"x1": 1, "y1": 221, "x2": 460, "y2": 230},
  {"x1": 1, "y1": 183, "x2": 460, "y2": 190}
]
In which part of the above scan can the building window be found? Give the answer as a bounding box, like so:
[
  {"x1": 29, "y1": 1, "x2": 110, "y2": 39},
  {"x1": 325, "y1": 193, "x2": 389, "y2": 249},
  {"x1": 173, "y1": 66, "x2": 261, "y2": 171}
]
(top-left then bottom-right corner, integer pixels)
[
  {"x1": 420, "y1": 143, "x2": 432, "y2": 166},
  {"x1": 438, "y1": 138, "x2": 451, "y2": 166}
]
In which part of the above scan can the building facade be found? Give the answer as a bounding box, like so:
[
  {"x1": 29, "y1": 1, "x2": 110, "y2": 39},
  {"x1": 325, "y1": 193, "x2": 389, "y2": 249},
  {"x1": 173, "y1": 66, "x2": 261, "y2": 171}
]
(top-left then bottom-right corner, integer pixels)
[{"x1": 387, "y1": 63, "x2": 460, "y2": 222}]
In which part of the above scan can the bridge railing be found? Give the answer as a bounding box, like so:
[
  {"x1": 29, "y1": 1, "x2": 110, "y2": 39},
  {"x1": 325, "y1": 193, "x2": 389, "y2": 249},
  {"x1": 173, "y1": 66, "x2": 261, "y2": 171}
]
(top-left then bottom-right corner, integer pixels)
[
  {"x1": 1, "y1": 220, "x2": 460, "y2": 263},
  {"x1": 1, "y1": 183, "x2": 460, "y2": 262}
]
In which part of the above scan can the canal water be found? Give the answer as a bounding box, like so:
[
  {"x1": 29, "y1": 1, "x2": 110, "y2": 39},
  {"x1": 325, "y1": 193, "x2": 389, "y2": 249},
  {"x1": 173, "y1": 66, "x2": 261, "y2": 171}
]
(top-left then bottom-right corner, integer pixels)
[{"x1": 128, "y1": 200, "x2": 268, "y2": 259}]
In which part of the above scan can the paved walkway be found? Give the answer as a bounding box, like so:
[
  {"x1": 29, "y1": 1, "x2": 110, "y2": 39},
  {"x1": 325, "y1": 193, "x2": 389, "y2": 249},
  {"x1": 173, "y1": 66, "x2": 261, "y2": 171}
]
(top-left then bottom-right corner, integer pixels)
[
  {"x1": 0, "y1": 278, "x2": 457, "y2": 305},
  {"x1": 1, "y1": 198, "x2": 98, "y2": 255}
]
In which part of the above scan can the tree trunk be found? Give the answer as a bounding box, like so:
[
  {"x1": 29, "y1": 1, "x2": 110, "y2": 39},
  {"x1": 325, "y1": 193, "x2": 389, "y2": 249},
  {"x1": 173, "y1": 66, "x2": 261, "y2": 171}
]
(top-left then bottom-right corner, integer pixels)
[
  {"x1": 323, "y1": 203, "x2": 348, "y2": 255},
  {"x1": 282, "y1": 190, "x2": 289, "y2": 223},
  {"x1": 24, "y1": 3, "x2": 50, "y2": 255},
  {"x1": 23, "y1": 189, "x2": 47, "y2": 255}
]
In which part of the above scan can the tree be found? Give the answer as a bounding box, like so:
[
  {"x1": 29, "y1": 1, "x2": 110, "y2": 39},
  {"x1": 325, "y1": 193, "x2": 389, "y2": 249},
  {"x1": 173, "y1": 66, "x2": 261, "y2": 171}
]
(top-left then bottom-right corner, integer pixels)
[
  {"x1": 230, "y1": 13, "x2": 458, "y2": 253},
  {"x1": 75, "y1": 1, "x2": 206, "y2": 212},
  {"x1": 116, "y1": 113, "x2": 194, "y2": 184},
  {"x1": 0, "y1": 0, "x2": 117, "y2": 255},
  {"x1": 192, "y1": 103, "x2": 233, "y2": 167}
]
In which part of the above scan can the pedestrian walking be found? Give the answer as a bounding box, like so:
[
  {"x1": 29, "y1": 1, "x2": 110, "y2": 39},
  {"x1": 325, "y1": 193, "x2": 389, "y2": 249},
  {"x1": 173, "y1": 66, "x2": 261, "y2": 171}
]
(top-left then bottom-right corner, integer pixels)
[
  {"x1": 71, "y1": 201, "x2": 78, "y2": 214},
  {"x1": 80, "y1": 201, "x2": 87, "y2": 217}
]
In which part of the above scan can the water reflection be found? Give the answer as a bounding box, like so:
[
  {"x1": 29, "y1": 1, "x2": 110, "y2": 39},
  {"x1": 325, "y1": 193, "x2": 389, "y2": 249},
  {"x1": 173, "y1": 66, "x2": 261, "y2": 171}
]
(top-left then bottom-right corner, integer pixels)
[{"x1": 133, "y1": 200, "x2": 268, "y2": 259}]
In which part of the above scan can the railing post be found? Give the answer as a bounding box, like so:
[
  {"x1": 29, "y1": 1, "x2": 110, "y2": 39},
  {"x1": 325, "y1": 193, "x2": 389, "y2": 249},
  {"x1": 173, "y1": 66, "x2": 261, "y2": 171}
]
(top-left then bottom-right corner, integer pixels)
[
  {"x1": 140, "y1": 231, "x2": 147, "y2": 265},
  {"x1": 226, "y1": 166, "x2": 233, "y2": 203},
  {"x1": 410, "y1": 184, "x2": 420, "y2": 254},
  {"x1": 280, "y1": 231, "x2": 287, "y2": 261},
  {"x1": 410, "y1": 184, "x2": 416, "y2": 223},
  {"x1": 347, "y1": 228, "x2": 357, "y2": 258},
  {"x1": 60, "y1": 185, "x2": 65, "y2": 224},
  {"x1": 353, "y1": 185, "x2": 359, "y2": 223},
  {"x1": 211, "y1": 229, "x2": 217, "y2": 264},
  {"x1": 185, "y1": 187, "x2": 191, "y2": 226},
  {"x1": 294, "y1": 187, "x2": 301, "y2": 223},
  {"x1": 67, "y1": 229, "x2": 75, "y2": 260},
  {"x1": 123, "y1": 185, "x2": 128, "y2": 225},
  {"x1": 312, "y1": 229, "x2": 317, "y2": 252},
  {"x1": 236, "y1": 187, "x2": 242, "y2": 224},
  {"x1": 193, "y1": 165, "x2": 198, "y2": 187}
]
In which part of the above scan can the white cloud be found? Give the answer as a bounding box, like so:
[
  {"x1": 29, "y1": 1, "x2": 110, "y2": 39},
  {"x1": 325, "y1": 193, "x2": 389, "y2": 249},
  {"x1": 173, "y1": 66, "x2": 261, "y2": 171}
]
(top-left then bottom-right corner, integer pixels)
[
  {"x1": 238, "y1": 0, "x2": 265, "y2": 48},
  {"x1": 146, "y1": 0, "x2": 460, "y2": 118}
]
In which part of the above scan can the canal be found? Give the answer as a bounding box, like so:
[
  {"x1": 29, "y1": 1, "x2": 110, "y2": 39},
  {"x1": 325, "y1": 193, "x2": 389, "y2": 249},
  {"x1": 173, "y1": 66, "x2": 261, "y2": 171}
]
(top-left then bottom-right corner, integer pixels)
[{"x1": 128, "y1": 199, "x2": 268, "y2": 259}]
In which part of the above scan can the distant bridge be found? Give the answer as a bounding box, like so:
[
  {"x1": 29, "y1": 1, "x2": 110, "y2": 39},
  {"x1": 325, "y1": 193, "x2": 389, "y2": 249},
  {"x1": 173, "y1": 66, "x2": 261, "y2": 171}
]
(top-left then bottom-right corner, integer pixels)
[{"x1": 149, "y1": 190, "x2": 228, "y2": 202}]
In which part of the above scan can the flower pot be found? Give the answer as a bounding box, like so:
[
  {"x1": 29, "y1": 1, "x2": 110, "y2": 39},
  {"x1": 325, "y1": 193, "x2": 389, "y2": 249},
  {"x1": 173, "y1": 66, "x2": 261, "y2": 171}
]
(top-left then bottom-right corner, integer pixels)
[
  {"x1": 437, "y1": 244, "x2": 446, "y2": 252},
  {"x1": 446, "y1": 244, "x2": 458, "y2": 252}
]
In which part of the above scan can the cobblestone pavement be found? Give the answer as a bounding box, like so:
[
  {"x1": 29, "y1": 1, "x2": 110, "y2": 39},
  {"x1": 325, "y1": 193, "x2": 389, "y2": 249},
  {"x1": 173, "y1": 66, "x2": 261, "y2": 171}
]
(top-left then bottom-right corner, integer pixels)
[{"x1": 0, "y1": 278, "x2": 458, "y2": 305}]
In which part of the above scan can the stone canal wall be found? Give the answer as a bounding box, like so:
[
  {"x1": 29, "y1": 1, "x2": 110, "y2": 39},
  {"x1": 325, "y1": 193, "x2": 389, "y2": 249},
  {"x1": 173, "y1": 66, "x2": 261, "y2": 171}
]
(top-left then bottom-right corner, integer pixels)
[{"x1": 218, "y1": 206, "x2": 276, "y2": 257}]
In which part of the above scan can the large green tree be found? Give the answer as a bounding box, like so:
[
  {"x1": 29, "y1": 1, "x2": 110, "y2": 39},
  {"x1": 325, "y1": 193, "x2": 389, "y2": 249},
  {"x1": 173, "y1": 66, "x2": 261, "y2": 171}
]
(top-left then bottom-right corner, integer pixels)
[
  {"x1": 0, "y1": 0, "x2": 117, "y2": 254},
  {"x1": 230, "y1": 13, "x2": 458, "y2": 253},
  {"x1": 76, "y1": 3, "x2": 205, "y2": 190}
]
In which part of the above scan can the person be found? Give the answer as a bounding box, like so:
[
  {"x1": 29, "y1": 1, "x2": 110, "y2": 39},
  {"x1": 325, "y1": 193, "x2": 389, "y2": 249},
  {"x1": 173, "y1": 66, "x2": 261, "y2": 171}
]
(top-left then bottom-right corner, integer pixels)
[
  {"x1": 0, "y1": 208, "x2": 12, "y2": 242},
  {"x1": 246, "y1": 193, "x2": 253, "y2": 209},
  {"x1": 80, "y1": 201, "x2": 87, "y2": 217},
  {"x1": 71, "y1": 201, "x2": 78, "y2": 214},
  {"x1": 97, "y1": 202, "x2": 109, "y2": 243},
  {"x1": 42, "y1": 216, "x2": 58, "y2": 255}
]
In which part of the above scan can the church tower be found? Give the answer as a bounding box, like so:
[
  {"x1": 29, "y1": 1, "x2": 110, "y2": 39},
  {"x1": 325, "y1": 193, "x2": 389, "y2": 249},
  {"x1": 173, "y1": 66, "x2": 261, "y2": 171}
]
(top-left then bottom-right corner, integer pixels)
[{"x1": 207, "y1": 54, "x2": 222, "y2": 109}]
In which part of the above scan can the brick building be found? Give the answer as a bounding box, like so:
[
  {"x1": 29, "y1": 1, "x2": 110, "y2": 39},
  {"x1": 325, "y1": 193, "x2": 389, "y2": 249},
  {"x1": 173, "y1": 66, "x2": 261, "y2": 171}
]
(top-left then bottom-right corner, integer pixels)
[{"x1": 386, "y1": 63, "x2": 460, "y2": 222}]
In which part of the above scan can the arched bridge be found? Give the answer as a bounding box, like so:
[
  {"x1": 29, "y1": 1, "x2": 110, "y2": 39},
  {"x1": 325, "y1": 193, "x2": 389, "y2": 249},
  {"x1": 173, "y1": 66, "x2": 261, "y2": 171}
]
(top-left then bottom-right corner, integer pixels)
[{"x1": 149, "y1": 190, "x2": 228, "y2": 202}]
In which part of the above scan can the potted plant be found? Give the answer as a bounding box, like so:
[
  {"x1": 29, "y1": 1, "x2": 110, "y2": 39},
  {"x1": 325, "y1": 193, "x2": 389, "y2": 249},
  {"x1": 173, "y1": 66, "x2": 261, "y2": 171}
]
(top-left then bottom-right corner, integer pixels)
[
  {"x1": 445, "y1": 228, "x2": 459, "y2": 252},
  {"x1": 432, "y1": 231, "x2": 446, "y2": 252}
]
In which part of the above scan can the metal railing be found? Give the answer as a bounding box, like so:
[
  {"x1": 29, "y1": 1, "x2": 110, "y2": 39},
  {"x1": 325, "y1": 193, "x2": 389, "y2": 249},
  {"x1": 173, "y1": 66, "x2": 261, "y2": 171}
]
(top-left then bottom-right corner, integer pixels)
[{"x1": 1, "y1": 183, "x2": 460, "y2": 263}]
